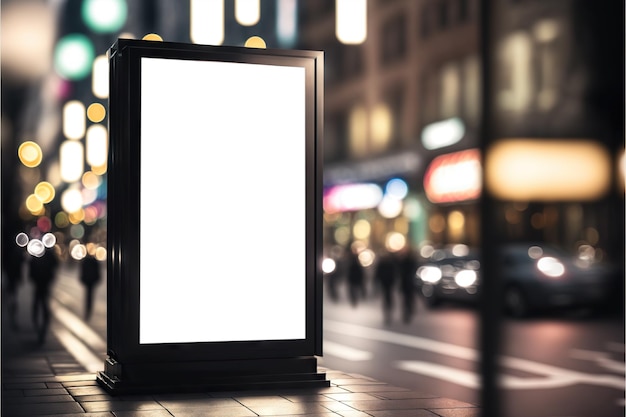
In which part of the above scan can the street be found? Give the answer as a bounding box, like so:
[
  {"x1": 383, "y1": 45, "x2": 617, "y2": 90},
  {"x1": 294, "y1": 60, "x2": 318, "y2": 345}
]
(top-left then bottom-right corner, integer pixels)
[{"x1": 6, "y1": 263, "x2": 624, "y2": 417}]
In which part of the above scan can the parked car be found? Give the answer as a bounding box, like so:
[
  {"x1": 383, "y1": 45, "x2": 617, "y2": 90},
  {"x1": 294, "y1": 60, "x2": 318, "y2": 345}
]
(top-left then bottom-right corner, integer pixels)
[
  {"x1": 414, "y1": 246, "x2": 481, "y2": 308},
  {"x1": 415, "y1": 242, "x2": 617, "y2": 318},
  {"x1": 497, "y1": 243, "x2": 616, "y2": 318}
]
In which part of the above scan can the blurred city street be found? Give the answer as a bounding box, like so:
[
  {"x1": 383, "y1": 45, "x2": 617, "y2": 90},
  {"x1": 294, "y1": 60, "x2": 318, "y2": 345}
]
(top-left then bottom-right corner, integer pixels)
[
  {"x1": 2, "y1": 1, "x2": 624, "y2": 416},
  {"x1": 2, "y1": 261, "x2": 624, "y2": 416}
]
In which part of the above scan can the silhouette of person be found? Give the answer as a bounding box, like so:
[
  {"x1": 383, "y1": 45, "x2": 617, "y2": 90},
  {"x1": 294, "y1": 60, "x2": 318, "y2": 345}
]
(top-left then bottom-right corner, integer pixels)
[
  {"x1": 375, "y1": 251, "x2": 397, "y2": 324},
  {"x1": 398, "y1": 248, "x2": 418, "y2": 323},
  {"x1": 80, "y1": 254, "x2": 102, "y2": 320},
  {"x1": 29, "y1": 248, "x2": 58, "y2": 345},
  {"x1": 2, "y1": 243, "x2": 24, "y2": 330},
  {"x1": 347, "y1": 249, "x2": 365, "y2": 307}
]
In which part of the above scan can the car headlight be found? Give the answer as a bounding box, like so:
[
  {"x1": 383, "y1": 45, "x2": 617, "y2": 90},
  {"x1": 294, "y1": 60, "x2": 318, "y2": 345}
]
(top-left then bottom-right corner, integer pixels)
[
  {"x1": 537, "y1": 256, "x2": 565, "y2": 278},
  {"x1": 418, "y1": 266, "x2": 442, "y2": 283},
  {"x1": 454, "y1": 269, "x2": 477, "y2": 287}
]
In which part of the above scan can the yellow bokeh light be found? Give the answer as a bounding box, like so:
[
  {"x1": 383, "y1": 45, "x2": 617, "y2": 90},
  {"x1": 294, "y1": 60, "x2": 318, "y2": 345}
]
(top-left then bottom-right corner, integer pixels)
[
  {"x1": 91, "y1": 163, "x2": 107, "y2": 175},
  {"x1": 353, "y1": 219, "x2": 371, "y2": 240},
  {"x1": 87, "y1": 103, "x2": 106, "y2": 123},
  {"x1": 143, "y1": 33, "x2": 163, "y2": 41},
  {"x1": 34, "y1": 181, "x2": 55, "y2": 203},
  {"x1": 244, "y1": 36, "x2": 266, "y2": 48},
  {"x1": 26, "y1": 194, "x2": 44, "y2": 213},
  {"x1": 485, "y1": 139, "x2": 611, "y2": 201},
  {"x1": 95, "y1": 246, "x2": 107, "y2": 261},
  {"x1": 82, "y1": 171, "x2": 101, "y2": 189},
  {"x1": 18, "y1": 141, "x2": 43, "y2": 167},
  {"x1": 69, "y1": 209, "x2": 85, "y2": 224}
]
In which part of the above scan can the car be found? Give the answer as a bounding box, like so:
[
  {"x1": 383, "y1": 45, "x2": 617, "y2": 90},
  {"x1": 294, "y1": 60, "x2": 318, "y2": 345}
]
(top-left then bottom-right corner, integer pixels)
[
  {"x1": 414, "y1": 245, "x2": 481, "y2": 308},
  {"x1": 414, "y1": 242, "x2": 617, "y2": 318},
  {"x1": 497, "y1": 243, "x2": 616, "y2": 318}
]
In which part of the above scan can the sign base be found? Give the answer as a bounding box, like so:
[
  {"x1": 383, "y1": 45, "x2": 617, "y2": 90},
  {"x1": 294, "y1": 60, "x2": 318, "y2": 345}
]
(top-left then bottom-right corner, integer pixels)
[{"x1": 96, "y1": 356, "x2": 330, "y2": 395}]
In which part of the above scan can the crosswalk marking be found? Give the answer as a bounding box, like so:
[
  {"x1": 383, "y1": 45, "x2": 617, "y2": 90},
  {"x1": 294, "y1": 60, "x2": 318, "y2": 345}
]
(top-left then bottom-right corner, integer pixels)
[
  {"x1": 325, "y1": 319, "x2": 626, "y2": 391},
  {"x1": 323, "y1": 340, "x2": 373, "y2": 361}
]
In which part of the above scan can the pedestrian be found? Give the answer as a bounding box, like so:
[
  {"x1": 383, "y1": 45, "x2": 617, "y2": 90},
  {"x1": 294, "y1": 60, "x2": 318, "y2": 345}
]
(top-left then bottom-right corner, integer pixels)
[
  {"x1": 80, "y1": 253, "x2": 102, "y2": 321},
  {"x1": 2, "y1": 242, "x2": 24, "y2": 331},
  {"x1": 375, "y1": 251, "x2": 397, "y2": 324},
  {"x1": 399, "y1": 247, "x2": 418, "y2": 323},
  {"x1": 29, "y1": 247, "x2": 58, "y2": 345},
  {"x1": 347, "y1": 248, "x2": 365, "y2": 307}
]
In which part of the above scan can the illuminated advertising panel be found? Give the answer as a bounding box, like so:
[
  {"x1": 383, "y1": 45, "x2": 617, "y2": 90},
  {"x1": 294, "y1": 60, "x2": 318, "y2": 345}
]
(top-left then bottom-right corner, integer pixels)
[
  {"x1": 100, "y1": 39, "x2": 325, "y2": 393},
  {"x1": 139, "y1": 58, "x2": 306, "y2": 344}
]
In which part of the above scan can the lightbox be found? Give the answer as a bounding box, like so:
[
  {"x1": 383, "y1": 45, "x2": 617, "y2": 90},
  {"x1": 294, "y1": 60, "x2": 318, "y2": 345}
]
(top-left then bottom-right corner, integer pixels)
[{"x1": 98, "y1": 39, "x2": 326, "y2": 394}]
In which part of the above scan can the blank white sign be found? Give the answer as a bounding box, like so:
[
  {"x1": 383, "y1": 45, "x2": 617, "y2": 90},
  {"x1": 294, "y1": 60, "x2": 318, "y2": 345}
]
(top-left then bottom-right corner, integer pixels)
[{"x1": 139, "y1": 57, "x2": 307, "y2": 344}]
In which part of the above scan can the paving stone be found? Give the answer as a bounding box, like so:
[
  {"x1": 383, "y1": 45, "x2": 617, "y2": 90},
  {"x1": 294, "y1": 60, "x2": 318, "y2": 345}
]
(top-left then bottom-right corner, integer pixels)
[{"x1": 0, "y1": 400, "x2": 84, "y2": 416}]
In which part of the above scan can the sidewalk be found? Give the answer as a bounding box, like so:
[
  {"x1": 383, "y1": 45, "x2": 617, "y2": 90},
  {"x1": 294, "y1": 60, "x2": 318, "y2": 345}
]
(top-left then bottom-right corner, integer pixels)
[{"x1": 1, "y1": 274, "x2": 480, "y2": 417}]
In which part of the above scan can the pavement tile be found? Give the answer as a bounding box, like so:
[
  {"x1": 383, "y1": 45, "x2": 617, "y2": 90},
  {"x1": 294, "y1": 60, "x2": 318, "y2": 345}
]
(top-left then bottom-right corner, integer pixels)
[
  {"x1": 23, "y1": 388, "x2": 68, "y2": 396},
  {"x1": 158, "y1": 406, "x2": 259, "y2": 417},
  {"x1": 342, "y1": 398, "x2": 476, "y2": 411},
  {"x1": 320, "y1": 401, "x2": 357, "y2": 412},
  {"x1": 368, "y1": 410, "x2": 440, "y2": 417},
  {"x1": 3, "y1": 382, "x2": 48, "y2": 390},
  {"x1": 62, "y1": 379, "x2": 100, "y2": 387},
  {"x1": 370, "y1": 391, "x2": 439, "y2": 400},
  {"x1": 2, "y1": 394, "x2": 74, "y2": 404},
  {"x1": 157, "y1": 397, "x2": 242, "y2": 409},
  {"x1": 0, "y1": 400, "x2": 84, "y2": 416},
  {"x1": 246, "y1": 401, "x2": 336, "y2": 416},
  {"x1": 331, "y1": 378, "x2": 385, "y2": 386},
  {"x1": 66, "y1": 385, "x2": 108, "y2": 396},
  {"x1": 334, "y1": 411, "x2": 374, "y2": 417},
  {"x1": 281, "y1": 394, "x2": 336, "y2": 402},
  {"x1": 323, "y1": 392, "x2": 381, "y2": 401},
  {"x1": 45, "y1": 382, "x2": 64, "y2": 388},
  {"x1": 112, "y1": 411, "x2": 174, "y2": 417},
  {"x1": 80, "y1": 400, "x2": 166, "y2": 413},
  {"x1": 340, "y1": 384, "x2": 411, "y2": 393},
  {"x1": 430, "y1": 409, "x2": 482, "y2": 417},
  {"x1": 235, "y1": 395, "x2": 295, "y2": 406},
  {"x1": 1, "y1": 390, "x2": 24, "y2": 397}
]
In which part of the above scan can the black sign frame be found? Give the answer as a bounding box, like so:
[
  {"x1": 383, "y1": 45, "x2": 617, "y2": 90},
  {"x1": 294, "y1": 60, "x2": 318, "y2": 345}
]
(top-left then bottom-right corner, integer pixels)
[{"x1": 99, "y1": 39, "x2": 325, "y2": 393}]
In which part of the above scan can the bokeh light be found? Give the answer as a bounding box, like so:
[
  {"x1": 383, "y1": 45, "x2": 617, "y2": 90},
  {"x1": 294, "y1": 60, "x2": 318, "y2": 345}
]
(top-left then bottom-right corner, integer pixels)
[
  {"x1": 16, "y1": 232, "x2": 29, "y2": 247},
  {"x1": 82, "y1": 0, "x2": 128, "y2": 33},
  {"x1": 87, "y1": 103, "x2": 106, "y2": 123},
  {"x1": 42, "y1": 232, "x2": 57, "y2": 248},
  {"x1": 244, "y1": 36, "x2": 267, "y2": 48},
  {"x1": 142, "y1": 33, "x2": 163, "y2": 41},
  {"x1": 27, "y1": 239, "x2": 46, "y2": 257},
  {"x1": 34, "y1": 181, "x2": 55, "y2": 204},
  {"x1": 63, "y1": 100, "x2": 86, "y2": 140},
  {"x1": 54, "y1": 34, "x2": 96, "y2": 80},
  {"x1": 18, "y1": 141, "x2": 43, "y2": 168},
  {"x1": 26, "y1": 194, "x2": 44, "y2": 214},
  {"x1": 236, "y1": 0, "x2": 261, "y2": 26},
  {"x1": 61, "y1": 188, "x2": 83, "y2": 213}
]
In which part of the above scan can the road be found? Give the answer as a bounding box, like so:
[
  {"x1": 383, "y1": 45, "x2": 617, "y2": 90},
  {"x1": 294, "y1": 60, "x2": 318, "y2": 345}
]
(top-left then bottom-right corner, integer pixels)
[
  {"x1": 23, "y1": 263, "x2": 626, "y2": 417},
  {"x1": 321, "y1": 282, "x2": 625, "y2": 417}
]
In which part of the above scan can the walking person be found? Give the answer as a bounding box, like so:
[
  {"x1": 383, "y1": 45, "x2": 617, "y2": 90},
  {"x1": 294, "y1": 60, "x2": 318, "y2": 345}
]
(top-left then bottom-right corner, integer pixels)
[
  {"x1": 399, "y1": 247, "x2": 418, "y2": 323},
  {"x1": 29, "y1": 247, "x2": 58, "y2": 345},
  {"x1": 347, "y1": 248, "x2": 365, "y2": 307},
  {"x1": 375, "y1": 251, "x2": 397, "y2": 325},
  {"x1": 80, "y1": 253, "x2": 102, "y2": 321}
]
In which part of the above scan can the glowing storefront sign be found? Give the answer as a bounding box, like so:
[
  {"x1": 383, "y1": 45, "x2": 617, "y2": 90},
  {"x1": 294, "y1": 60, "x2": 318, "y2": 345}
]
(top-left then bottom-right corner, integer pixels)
[
  {"x1": 323, "y1": 183, "x2": 383, "y2": 213},
  {"x1": 424, "y1": 149, "x2": 482, "y2": 203},
  {"x1": 485, "y1": 139, "x2": 611, "y2": 201}
]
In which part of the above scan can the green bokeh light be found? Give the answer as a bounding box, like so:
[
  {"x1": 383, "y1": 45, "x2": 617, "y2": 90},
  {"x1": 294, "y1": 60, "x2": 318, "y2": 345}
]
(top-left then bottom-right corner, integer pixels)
[
  {"x1": 54, "y1": 34, "x2": 95, "y2": 80},
  {"x1": 82, "y1": 0, "x2": 128, "y2": 33}
]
